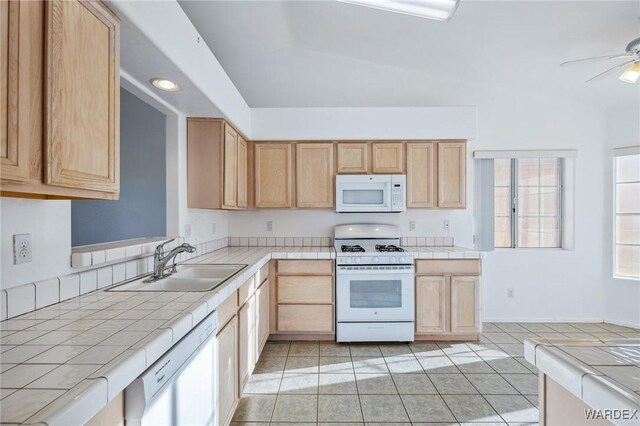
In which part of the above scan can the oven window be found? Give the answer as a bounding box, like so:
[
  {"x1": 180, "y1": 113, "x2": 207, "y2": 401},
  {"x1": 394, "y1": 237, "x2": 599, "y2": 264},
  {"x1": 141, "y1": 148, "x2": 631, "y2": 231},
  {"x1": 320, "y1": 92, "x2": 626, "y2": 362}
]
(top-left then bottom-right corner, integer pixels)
[
  {"x1": 343, "y1": 189, "x2": 385, "y2": 205},
  {"x1": 350, "y1": 280, "x2": 402, "y2": 308}
]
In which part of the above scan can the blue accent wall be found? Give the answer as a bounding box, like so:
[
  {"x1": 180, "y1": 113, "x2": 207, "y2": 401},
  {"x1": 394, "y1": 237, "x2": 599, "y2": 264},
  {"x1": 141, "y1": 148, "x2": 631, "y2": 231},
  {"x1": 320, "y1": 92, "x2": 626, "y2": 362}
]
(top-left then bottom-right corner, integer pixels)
[{"x1": 71, "y1": 88, "x2": 166, "y2": 246}]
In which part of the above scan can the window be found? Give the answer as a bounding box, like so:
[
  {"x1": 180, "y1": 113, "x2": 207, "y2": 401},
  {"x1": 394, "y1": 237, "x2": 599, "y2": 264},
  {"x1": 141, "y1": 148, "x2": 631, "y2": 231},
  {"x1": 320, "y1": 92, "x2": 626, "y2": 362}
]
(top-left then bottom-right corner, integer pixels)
[
  {"x1": 494, "y1": 158, "x2": 562, "y2": 248},
  {"x1": 614, "y1": 152, "x2": 640, "y2": 279}
]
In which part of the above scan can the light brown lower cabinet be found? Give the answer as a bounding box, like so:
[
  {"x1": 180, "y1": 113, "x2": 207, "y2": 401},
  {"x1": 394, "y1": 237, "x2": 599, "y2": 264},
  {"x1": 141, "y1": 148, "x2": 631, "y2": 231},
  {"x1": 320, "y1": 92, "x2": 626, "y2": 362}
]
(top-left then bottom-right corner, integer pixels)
[
  {"x1": 238, "y1": 294, "x2": 256, "y2": 391},
  {"x1": 415, "y1": 260, "x2": 481, "y2": 340},
  {"x1": 273, "y1": 260, "x2": 335, "y2": 338},
  {"x1": 216, "y1": 315, "x2": 238, "y2": 426},
  {"x1": 255, "y1": 278, "x2": 270, "y2": 353},
  {"x1": 85, "y1": 391, "x2": 124, "y2": 425}
]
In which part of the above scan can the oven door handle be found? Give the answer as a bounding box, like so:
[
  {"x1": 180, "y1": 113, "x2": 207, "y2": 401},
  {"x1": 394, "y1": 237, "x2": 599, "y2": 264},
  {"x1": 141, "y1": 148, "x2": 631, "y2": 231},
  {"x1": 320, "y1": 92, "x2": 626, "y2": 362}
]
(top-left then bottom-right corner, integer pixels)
[{"x1": 336, "y1": 266, "x2": 414, "y2": 275}]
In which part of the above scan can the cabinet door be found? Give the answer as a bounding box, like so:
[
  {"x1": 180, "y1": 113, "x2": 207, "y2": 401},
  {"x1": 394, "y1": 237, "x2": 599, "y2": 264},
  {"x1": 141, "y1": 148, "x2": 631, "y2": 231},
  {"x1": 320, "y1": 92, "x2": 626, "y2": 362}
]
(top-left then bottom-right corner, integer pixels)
[
  {"x1": 407, "y1": 143, "x2": 436, "y2": 208},
  {"x1": 216, "y1": 315, "x2": 238, "y2": 426},
  {"x1": 277, "y1": 305, "x2": 333, "y2": 333},
  {"x1": 1, "y1": 0, "x2": 38, "y2": 183},
  {"x1": 44, "y1": 0, "x2": 119, "y2": 193},
  {"x1": 450, "y1": 275, "x2": 480, "y2": 333},
  {"x1": 372, "y1": 142, "x2": 404, "y2": 174},
  {"x1": 437, "y1": 142, "x2": 466, "y2": 208},
  {"x1": 237, "y1": 135, "x2": 248, "y2": 208},
  {"x1": 337, "y1": 142, "x2": 368, "y2": 173},
  {"x1": 255, "y1": 279, "x2": 270, "y2": 355},
  {"x1": 223, "y1": 124, "x2": 238, "y2": 208},
  {"x1": 238, "y1": 295, "x2": 256, "y2": 392},
  {"x1": 296, "y1": 143, "x2": 334, "y2": 208},
  {"x1": 255, "y1": 143, "x2": 293, "y2": 208},
  {"x1": 415, "y1": 276, "x2": 448, "y2": 334}
]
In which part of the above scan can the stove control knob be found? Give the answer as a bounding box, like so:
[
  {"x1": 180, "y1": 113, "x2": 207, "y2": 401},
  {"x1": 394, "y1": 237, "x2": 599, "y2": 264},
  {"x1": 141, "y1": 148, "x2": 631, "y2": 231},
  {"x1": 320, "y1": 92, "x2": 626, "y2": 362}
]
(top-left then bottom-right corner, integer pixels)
[
  {"x1": 373, "y1": 258, "x2": 379, "y2": 263},
  {"x1": 390, "y1": 256, "x2": 397, "y2": 263},
  {"x1": 355, "y1": 257, "x2": 361, "y2": 263}
]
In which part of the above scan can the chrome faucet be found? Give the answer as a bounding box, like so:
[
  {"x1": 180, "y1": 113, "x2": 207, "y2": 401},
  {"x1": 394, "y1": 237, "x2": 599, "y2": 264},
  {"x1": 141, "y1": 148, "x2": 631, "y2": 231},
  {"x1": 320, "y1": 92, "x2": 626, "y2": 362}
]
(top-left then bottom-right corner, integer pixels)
[{"x1": 149, "y1": 239, "x2": 196, "y2": 281}]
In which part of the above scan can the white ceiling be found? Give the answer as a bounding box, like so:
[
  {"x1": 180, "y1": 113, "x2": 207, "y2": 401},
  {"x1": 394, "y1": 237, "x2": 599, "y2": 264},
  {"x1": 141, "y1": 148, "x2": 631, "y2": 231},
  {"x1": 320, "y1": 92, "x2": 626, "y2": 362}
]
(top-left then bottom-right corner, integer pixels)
[{"x1": 178, "y1": 0, "x2": 639, "y2": 109}]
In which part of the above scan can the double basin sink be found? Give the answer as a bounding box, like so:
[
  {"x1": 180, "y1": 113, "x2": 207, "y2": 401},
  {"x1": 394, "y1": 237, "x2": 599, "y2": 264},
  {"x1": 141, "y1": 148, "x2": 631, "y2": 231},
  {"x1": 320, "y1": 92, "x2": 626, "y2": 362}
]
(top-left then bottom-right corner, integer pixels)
[{"x1": 107, "y1": 264, "x2": 247, "y2": 292}]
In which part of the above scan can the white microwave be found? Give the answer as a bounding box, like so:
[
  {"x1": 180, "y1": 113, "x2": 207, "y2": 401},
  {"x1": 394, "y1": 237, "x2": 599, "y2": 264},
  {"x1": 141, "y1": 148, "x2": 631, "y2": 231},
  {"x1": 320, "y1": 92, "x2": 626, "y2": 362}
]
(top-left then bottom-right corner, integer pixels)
[{"x1": 335, "y1": 175, "x2": 406, "y2": 213}]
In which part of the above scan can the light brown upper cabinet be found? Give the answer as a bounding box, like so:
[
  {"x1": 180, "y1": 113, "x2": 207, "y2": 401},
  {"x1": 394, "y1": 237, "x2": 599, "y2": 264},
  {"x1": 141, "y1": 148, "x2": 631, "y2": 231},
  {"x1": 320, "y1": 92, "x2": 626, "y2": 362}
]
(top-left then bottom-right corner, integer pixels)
[
  {"x1": 438, "y1": 141, "x2": 466, "y2": 208},
  {"x1": 187, "y1": 119, "x2": 248, "y2": 210},
  {"x1": 1, "y1": 0, "x2": 120, "y2": 200},
  {"x1": 254, "y1": 143, "x2": 293, "y2": 208},
  {"x1": 237, "y1": 135, "x2": 248, "y2": 208},
  {"x1": 372, "y1": 142, "x2": 404, "y2": 174},
  {"x1": 1, "y1": 0, "x2": 30, "y2": 183},
  {"x1": 337, "y1": 142, "x2": 368, "y2": 173},
  {"x1": 406, "y1": 142, "x2": 436, "y2": 208},
  {"x1": 296, "y1": 143, "x2": 334, "y2": 208}
]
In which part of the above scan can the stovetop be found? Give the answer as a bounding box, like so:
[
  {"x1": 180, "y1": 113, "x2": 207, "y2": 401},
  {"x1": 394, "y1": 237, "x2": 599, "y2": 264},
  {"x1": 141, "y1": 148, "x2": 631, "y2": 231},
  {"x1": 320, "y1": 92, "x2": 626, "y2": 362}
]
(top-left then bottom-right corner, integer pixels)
[{"x1": 340, "y1": 244, "x2": 405, "y2": 253}]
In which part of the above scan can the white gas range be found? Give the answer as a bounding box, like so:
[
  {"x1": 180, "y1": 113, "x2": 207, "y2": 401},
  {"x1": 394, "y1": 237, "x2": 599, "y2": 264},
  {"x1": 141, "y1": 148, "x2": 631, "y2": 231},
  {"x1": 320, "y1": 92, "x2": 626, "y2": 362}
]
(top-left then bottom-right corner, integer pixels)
[{"x1": 334, "y1": 224, "x2": 415, "y2": 342}]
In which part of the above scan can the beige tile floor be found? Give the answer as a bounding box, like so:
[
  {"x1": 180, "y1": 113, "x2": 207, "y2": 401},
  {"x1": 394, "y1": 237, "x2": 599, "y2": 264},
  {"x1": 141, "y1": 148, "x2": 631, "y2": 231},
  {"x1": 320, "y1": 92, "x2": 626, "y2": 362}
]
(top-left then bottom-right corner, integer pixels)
[{"x1": 231, "y1": 322, "x2": 640, "y2": 426}]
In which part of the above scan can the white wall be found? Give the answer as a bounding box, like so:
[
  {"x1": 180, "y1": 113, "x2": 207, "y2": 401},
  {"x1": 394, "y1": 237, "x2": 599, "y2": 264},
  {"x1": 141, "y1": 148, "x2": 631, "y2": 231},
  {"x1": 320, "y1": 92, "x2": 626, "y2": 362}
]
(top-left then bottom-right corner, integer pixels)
[
  {"x1": 251, "y1": 107, "x2": 477, "y2": 141},
  {"x1": 232, "y1": 87, "x2": 609, "y2": 323},
  {"x1": 603, "y1": 106, "x2": 640, "y2": 328}
]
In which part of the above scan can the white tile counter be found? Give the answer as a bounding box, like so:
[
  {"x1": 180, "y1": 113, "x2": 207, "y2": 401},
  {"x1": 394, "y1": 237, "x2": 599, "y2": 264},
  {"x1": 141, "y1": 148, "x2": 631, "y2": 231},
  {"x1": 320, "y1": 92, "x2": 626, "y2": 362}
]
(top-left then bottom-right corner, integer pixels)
[
  {"x1": 0, "y1": 244, "x2": 480, "y2": 424},
  {"x1": 403, "y1": 245, "x2": 482, "y2": 259},
  {"x1": 524, "y1": 338, "x2": 640, "y2": 425}
]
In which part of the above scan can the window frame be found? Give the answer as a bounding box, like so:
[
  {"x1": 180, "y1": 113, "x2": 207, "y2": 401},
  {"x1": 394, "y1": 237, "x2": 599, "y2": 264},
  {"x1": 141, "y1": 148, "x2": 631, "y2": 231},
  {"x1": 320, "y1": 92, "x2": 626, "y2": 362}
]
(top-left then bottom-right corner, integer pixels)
[
  {"x1": 613, "y1": 152, "x2": 640, "y2": 281},
  {"x1": 494, "y1": 158, "x2": 564, "y2": 249}
]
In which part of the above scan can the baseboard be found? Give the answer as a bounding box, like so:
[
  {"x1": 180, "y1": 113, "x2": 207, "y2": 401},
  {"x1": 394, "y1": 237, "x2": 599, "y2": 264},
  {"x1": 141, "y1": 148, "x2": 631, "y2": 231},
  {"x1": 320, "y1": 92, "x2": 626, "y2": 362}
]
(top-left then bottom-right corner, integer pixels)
[
  {"x1": 483, "y1": 318, "x2": 605, "y2": 323},
  {"x1": 602, "y1": 318, "x2": 640, "y2": 329}
]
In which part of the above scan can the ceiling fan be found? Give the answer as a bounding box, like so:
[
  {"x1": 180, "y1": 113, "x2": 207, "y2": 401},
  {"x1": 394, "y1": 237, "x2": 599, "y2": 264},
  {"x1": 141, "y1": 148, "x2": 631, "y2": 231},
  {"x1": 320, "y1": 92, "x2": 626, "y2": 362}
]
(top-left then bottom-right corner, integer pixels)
[{"x1": 561, "y1": 36, "x2": 640, "y2": 84}]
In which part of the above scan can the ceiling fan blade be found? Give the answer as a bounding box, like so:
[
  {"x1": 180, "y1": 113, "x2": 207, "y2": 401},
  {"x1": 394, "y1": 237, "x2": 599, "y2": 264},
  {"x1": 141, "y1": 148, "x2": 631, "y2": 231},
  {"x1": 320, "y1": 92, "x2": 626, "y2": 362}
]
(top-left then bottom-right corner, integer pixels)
[
  {"x1": 586, "y1": 59, "x2": 636, "y2": 82},
  {"x1": 560, "y1": 54, "x2": 632, "y2": 66}
]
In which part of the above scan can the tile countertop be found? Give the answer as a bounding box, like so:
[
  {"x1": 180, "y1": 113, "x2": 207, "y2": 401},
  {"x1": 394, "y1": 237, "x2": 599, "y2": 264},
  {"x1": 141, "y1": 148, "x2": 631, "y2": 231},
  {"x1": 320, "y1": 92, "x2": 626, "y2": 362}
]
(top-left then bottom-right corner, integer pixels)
[
  {"x1": 0, "y1": 245, "x2": 479, "y2": 425},
  {"x1": 524, "y1": 338, "x2": 640, "y2": 425}
]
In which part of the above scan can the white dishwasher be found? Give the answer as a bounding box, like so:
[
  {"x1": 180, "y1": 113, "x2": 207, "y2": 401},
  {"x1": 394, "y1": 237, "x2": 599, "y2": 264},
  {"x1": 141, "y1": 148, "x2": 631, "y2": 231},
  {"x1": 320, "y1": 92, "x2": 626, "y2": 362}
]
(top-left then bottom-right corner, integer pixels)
[{"x1": 125, "y1": 311, "x2": 217, "y2": 426}]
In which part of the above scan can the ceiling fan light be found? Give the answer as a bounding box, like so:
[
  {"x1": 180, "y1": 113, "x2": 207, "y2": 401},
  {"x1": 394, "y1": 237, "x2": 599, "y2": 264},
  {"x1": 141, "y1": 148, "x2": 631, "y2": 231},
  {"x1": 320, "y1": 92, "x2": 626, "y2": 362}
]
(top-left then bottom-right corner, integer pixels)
[
  {"x1": 619, "y1": 63, "x2": 640, "y2": 84},
  {"x1": 338, "y1": 0, "x2": 460, "y2": 22}
]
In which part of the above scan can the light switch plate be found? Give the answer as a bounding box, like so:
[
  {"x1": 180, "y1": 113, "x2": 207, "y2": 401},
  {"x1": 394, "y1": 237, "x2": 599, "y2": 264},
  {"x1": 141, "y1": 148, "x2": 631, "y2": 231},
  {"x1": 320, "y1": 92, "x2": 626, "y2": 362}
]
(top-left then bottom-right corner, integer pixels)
[
  {"x1": 267, "y1": 221, "x2": 273, "y2": 232},
  {"x1": 184, "y1": 224, "x2": 192, "y2": 238},
  {"x1": 13, "y1": 234, "x2": 32, "y2": 264},
  {"x1": 409, "y1": 221, "x2": 416, "y2": 231}
]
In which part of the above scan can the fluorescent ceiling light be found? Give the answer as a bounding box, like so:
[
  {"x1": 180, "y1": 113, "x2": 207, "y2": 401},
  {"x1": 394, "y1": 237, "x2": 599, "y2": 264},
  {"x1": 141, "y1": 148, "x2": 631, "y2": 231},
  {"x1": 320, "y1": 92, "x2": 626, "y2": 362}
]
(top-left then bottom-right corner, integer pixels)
[
  {"x1": 338, "y1": 0, "x2": 460, "y2": 22},
  {"x1": 150, "y1": 78, "x2": 180, "y2": 92},
  {"x1": 619, "y1": 63, "x2": 640, "y2": 84}
]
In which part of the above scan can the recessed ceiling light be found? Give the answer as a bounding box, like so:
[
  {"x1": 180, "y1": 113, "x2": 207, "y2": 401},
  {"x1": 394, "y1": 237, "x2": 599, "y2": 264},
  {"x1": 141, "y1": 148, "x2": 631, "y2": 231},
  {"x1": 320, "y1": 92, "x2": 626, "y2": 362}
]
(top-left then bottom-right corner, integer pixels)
[
  {"x1": 150, "y1": 78, "x2": 180, "y2": 92},
  {"x1": 338, "y1": 0, "x2": 460, "y2": 22}
]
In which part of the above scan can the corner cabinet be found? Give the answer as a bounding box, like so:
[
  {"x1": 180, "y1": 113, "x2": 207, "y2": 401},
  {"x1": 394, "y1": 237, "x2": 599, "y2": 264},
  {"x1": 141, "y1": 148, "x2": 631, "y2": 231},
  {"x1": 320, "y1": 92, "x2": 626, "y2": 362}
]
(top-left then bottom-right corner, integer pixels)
[
  {"x1": 415, "y1": 259, "x2": 481, "y2": 340},
  {"x1": 254, "y1": 143, "x2": 293, "y2": 208},
  {"x1": 187, "y1": 119, "x2": 248, "y2": 210},
  {"x1": 296, "y1": 143, "x2": 334, "y2": 208},
  {"x1": 1, "y1": 0, "x2": 121, "y2": 199}
]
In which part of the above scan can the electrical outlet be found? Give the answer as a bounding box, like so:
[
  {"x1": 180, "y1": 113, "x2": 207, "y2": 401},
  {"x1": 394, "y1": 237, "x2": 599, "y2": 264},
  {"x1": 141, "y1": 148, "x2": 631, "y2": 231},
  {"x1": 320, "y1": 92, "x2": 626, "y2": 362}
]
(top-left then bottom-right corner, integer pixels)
[
  {"x1": 443, "y1": 220, "x2": 450, "y2": 231},
  {"x1": 507, "y1": 288, "x2": 514, "y2": 298},
  {"x1": 13, "y1": 234, "x2": 32, "y2": 265},
  {"x1": 267, "y1": 221, "x2": 273, "y2": 232},
  {"x1": 184, "y1": 224, "x2": 192, "y2": 239},
  {"x1": 409, "y1": 221, "x2": 416, "y2": 232},
  {"x1": 212, "y1": 222, "x2": 216, "y2": 234}
]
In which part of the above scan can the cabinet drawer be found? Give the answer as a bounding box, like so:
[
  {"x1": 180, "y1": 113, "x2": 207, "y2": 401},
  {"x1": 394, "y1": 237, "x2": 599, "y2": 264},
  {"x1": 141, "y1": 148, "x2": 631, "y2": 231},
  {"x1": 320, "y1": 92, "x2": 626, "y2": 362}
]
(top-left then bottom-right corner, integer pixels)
[
  {"x1": 256, "y1": 262, "x2": 270, "y2": 286},
  {"x1": 416, "y1": 260, "x2": 481, "y2": 275},
  {"x1": 277, "y1": 276, "x2": 333, "y2": 304},
  {"x1": 277, "y1": 260, "x2": 333, "y2": 275},
  {"x1": 217, "y1": 290, "x2": 238, "y2": 328},
  {"x1": 238, "y1": 276, "x2": 255, "y2": 306},
  {"x1": 277, "y1": 305, "x2": 333, "y2": 333}
]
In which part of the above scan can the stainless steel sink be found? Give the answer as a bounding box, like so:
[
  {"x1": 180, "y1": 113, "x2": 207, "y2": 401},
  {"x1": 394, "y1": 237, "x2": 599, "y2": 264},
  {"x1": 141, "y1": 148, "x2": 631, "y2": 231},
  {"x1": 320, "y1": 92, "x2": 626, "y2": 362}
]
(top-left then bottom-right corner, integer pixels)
[{"x1": 106, "y1": 264, "x2": 247, "y2": 292}]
